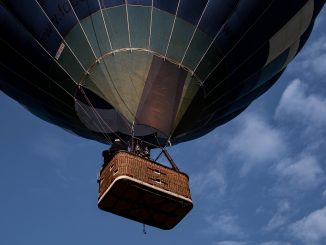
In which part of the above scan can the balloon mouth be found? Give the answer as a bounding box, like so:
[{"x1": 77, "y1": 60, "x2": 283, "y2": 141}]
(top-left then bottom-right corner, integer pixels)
[
  {"x1": 81, "y1": 48, "x2": 198, "y2": 78},
  {"x1": 73, "y1": 49, "x2": 201, "y2": 146},
  {"x1": 74, "y1": 86, "x2": 170, "y2": 145}
]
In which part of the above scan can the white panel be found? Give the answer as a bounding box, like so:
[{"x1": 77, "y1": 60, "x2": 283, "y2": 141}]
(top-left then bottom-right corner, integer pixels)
[{"x1": 265, "y1": 0, "x2": 314, "y2": 65}]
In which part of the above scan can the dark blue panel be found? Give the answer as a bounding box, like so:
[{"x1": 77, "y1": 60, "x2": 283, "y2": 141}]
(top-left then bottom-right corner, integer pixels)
[
  {"x1": 205, "y1": 48, "x2": 288, "y2": 113},
  {"x1": 2, "y1": 2, "x2": 63, "y2": 56},
  {"x1": 212, "y1": 0, "x2": 308, "y2": 57},
  {"x1": 33, "y1": 0, "x2": 78, "y2": 38},
  {"x1": 209, "y1": 72, "x2": 282, "y2": 125},
  {"x1": 211, "y1": 0, "x2": 272, "y2": 56},
  {"x1": 196, "y1": 0, "x2": 310, "y2": 86},
  {"x1": 153, "y1": 0, "x2": 178, "y2": 15},
  {"x1": 69, "y1": 0, "x2": 125, "y2": 20},
  {"x1": 177, "y1": 0, "x2": 208, "y2": 25},
  {"x1": 203, "y1": 42, "x2": 269, "y2": 100},
  {"x1": 0, "y1": 36, "x2": 75, "y2": 96},
  {"x1": 0, "y1": 6, "x2": 77, "y2": 95},
  {"x1": 199, "y1": 0, "x2": 238, "y2": 37},
  {"x1": 102, "y1": 0, "x2": 125, "y2": 8},
  {"x1": 128, "y1": 0, "x2": 152, "y2": 6},
  {"x1": 0, "y1": 7, "x2": 53, "y2": 69},
  {"x1": 72, "y1": 0, "x2": 101, "y2": 20}
]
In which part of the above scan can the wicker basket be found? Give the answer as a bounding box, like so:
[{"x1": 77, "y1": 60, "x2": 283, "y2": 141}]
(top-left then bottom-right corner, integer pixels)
[{"x1": 98, "y1": 151, "x2": 193, "y2": 230}]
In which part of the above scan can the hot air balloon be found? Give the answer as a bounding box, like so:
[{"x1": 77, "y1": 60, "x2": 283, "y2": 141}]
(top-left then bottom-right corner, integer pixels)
[{"x1": 0, "y1": 0, "x2": 325, "y2": 229}]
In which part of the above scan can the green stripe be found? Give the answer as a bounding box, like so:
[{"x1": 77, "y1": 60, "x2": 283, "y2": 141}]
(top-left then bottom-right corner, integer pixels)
[
  {"x1": 166, "y1": 18, "x2": 195, "y2": 63},
  {"x1": 150, "y1": 8, "x2": 174, "y2": 54}
]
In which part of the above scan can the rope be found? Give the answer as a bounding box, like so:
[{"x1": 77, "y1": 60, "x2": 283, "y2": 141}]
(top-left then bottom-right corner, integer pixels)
[
  {"x1": 148, "y1": 0, "x2": 154, "y2": 50},
  {"x1": 180, "y1": 0, "x2": 210, "y2": 66},
  {"x1": 164, "y1": 0, "x2": 181, "y2": 59},
  {"x1": 67, "y1": 0, "x2": 98, "y2": 60},
  {"x1": 193, "y1": 0, "x2": 241, "y2": 74},
  {"x1": 86, "y1": 2, "x2": 136, "y2": 129},
  {"x1": 0, "y1": 39, "x2": 112, "y2": 144},
  {"x1": 125, "y1": 0, "x2": 132, "y2": 49},
  {"x1": 1, "y1": 6, "x2": 123, "y2": 144},
  {"x1": 78, "y1": 88, "x2": 115, "y2": 143},
  {"x1": 34, "y1": 0, "x2": 88, "y2": 72},
  {"x1": 202, "y1": 0, "x2": 276, "y2": 85},
  {"x1": 80, "y1": 87, "x2": 127, "y2": 144},
  {"x1": 97, "y1": 0, "x2": 113, "y2": 50}
]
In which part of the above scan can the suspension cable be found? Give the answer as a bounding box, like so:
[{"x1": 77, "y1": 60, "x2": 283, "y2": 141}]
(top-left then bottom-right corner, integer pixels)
[
  {"x1": 97, "y1": 0, "x2": 113, "y2": 50},
  {"x1": 164, "y1": 0, "x2": 181, "y2": 59},
  {"x1": 180, "y1": 0, "x2": 210, "y2": 66},
  {"x1": 67, "y1": 0, "x2": 98, "y2": 60},
  {"x1": 0, "y1": 37, "x2": 114, "y2": 144}
]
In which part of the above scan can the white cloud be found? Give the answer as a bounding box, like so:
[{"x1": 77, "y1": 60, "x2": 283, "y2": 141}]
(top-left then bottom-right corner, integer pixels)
[
  {"x1": 277, "y1": 200, "x2": 291, "y2": 213},
  {"x1": 289, "y1": 206, "x2": 326, "y2": 245},
  {"x1": 275, "y1": 79, "x2": 326, "y2": 129},
  {"x1": 291, "y1": 35, "x2": 326, "y2": 77},
  {"x1": 214, "y1": 241, "x2": 247, "y2": 245},
  {"x1": 264, "y1": 213, "x2": 288, "y2": 232},
  {"x1": 263, "y1": 200, "x2": 291, "y2": 232},
  {"x1": 322, "y1": 189, "x2": 326, "y2": 198},
  {"x1": 255, "y1": 207, "x2": 264, "y2": 215},
  {"x1": 260, "y1": 241, "x2": 291, "y2": 245},
  {"x1": 191, "y1": 162, "x2": 226, "y2": 198},
  {"x1": 205, "y1": 213, "x2": 246, "y2": 238},
  {"x1": 275, "y1": 154, "x2": 325, "y2": 191},
  {"x1": 226, "y1": 113, "x2": 286, "y2": 175}
]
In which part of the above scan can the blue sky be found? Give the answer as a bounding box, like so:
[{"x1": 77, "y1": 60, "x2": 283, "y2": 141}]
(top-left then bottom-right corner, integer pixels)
[{"x1": 1, "y1": 7, "x2": 326, "y2": 245}]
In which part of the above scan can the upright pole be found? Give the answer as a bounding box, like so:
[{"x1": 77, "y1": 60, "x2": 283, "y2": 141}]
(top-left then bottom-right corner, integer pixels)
[{"x1": 162, "y1": 148, "x2": 180, "y2": 172}]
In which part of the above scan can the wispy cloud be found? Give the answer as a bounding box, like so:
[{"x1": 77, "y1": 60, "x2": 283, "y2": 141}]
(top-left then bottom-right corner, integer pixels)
[
  {"x1": 191, "y1": 160, "x2": 226, "y2": 198},
  {"x1": 214, "y1": 241, "x2": 248, "y2": 245},
  {"x1": 289, "y1": 206, "x2": 326, "y2": 245},
  {"x1": 204, "y1": 213, "x2": 246, "y2": 238},
  {"x1": 322, "y1": 189, "x2": 326, "y2": 198},
  {"x1": 260, "y1": 241, "x2": 291, "y2": 245},
  {"x1": 226, "y1": 113, "x2": 286, "y2": 175},
  {"x1": 264, "y1": 213, "x2": 288, "y2": 232},
  {"x1": 275, "y1": 154, "x2": 325, "y2": 191},
  {"x1": 290, "y1": 35, "x2": 326, "y2": 77},
  {"x1": 272, "y1": 79, "x2": 326, "y2": 194},
  {"x1": 263, "y1": 200, "x2": 291, "y2": 232},
  {"x1": 275, "y1": 79, "x2": 326, "y2": 131}
]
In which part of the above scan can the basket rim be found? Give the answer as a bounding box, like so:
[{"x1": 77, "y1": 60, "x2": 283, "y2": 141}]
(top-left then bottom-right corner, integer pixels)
[
  {"x1": 98, "y1": 175, "x2": 193, "y2": 204},
  {"x1": 105, "y1": 150, "x2": 190, "y2": 179}
]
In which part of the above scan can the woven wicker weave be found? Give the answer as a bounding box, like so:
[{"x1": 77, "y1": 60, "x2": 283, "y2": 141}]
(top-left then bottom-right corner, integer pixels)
[{"x1": 98, "y1": 151, "x2": 193, "y2": 229}]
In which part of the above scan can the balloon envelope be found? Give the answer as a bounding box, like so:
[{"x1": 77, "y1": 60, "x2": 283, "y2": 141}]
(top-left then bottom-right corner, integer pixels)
[{"x1": 0, "y1": 0, "x2": 325, "y2": 146}]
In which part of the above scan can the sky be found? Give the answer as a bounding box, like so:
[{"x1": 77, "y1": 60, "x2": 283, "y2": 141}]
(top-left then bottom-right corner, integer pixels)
[{"x1": 1, "y1": 7, "x2": 326, "y2": 245}]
